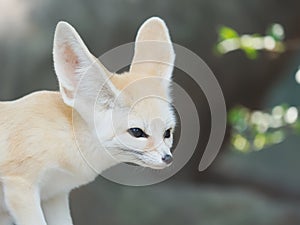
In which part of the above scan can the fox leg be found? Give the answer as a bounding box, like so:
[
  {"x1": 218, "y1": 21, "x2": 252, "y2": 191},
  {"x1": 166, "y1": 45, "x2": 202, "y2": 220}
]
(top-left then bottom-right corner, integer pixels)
[
  {"x1": 0, "y1": 212, "x2": 13, "y2": 225},
  {"x1": 42, "y1": 192, "x2": 73, "y2": 225},
  {"x1": 3, "y1": 177, "x2": 47, "y2": 225}
]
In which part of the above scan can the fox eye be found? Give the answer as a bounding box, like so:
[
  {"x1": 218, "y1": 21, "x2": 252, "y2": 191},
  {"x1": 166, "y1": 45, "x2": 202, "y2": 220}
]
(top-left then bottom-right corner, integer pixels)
[
  {"x1": 128, "y1": 128, "x2": 148, "y2": 138},
  {"x1": 164, "y1": 128, "x2": 171, "y2": 138}
]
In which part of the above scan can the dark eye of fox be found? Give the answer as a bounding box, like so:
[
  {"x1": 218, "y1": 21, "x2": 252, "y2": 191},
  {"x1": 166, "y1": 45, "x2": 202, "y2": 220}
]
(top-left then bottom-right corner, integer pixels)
[
  {"x1": 164, "y1": 128, "x2": 171, "y2": 138},
  {"x1": 128, "y1": 128, "x2": 148, "y2": 138}
]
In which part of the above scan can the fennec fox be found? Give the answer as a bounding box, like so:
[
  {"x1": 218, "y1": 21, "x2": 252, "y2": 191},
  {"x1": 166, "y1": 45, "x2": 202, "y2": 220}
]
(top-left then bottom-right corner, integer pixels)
[{"x1": 0, "y1": 17, "x2": 175, "y2": 225}]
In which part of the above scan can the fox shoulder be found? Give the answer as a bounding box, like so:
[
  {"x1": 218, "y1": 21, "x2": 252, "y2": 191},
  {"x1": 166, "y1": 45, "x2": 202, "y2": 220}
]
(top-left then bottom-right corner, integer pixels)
[{"x1": 0, "y1": 91, "x2": 77, "y2": 179}]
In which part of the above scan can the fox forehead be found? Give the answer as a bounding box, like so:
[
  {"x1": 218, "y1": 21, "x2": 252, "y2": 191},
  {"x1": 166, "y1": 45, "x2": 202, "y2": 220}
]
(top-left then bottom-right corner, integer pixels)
[
  {"x1": 127, "y1": 97, "x2": 175, "y2": 130},
  {"x1": 110, "y1": 71, "x2": 170, "y2": 107},
  {"x1": 110, "y1": 72, "x2": 169, "y2": 96},
  {"x1": 109, "y1": 70, "x2": 174, "y2": 126}
]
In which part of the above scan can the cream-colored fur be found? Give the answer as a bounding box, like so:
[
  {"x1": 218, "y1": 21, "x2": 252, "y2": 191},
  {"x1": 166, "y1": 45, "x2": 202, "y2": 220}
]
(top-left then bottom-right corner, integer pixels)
[{"x1": 0, "y1": 17, "x2": 175, "y2": 225}]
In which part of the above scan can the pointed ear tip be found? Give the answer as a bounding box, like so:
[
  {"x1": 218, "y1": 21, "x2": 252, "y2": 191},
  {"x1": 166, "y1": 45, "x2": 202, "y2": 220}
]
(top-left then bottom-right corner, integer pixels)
[
  {"x1": 146, "y1": 16, "x2": 165, "y2": 23},
  {"x1": 55, "y1": 21, "x2": 76, "y2": 36},
  {"x1": 56, "y1": 21, "x2": 72, "y2": 28},
  {"x1": 142, "y1": 16, "x2": 168, "y2": 29}
]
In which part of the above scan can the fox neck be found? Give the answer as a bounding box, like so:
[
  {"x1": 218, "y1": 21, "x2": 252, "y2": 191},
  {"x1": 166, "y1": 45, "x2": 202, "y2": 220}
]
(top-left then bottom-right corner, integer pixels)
[{"x1": 71, "y1": 110, "x2": 119, "y2": 175}]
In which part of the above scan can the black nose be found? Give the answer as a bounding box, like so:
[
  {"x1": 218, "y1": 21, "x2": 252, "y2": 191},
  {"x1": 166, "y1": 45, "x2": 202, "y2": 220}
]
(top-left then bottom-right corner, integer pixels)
[{"x1": 162, "y1": 154, "x2": 173, "y2": 164}]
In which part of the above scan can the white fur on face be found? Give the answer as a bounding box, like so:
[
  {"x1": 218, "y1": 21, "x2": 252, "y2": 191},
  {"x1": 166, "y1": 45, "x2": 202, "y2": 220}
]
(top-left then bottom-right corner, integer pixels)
[
  {"x1": 53, "y1": 17, "x2": 176, "y2": 169},
  {"x1": 99, "y1": 95, "x2": 175, "y2": 169}
]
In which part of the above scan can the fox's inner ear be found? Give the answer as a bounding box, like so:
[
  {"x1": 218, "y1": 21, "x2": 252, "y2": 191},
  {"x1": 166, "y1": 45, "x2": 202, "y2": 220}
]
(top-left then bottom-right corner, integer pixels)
[
  {"x1": 53, "y1": 21, "x2": 117, "y2": 108},
  {"x1": 130, "y1": 17, "x2": 175, "y2": 80}
]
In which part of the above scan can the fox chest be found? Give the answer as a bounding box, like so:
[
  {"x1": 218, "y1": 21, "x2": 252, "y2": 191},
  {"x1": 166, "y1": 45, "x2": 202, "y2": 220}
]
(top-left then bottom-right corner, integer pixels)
[{"x1": 39, "y1": 168, "x2": 94, "y2": 200}]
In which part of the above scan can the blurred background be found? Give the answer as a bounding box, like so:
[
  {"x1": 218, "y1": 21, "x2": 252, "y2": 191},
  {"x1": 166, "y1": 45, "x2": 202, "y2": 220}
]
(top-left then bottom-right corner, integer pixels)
[{"x1": 1, "y1": 0, "x2": 300, "y2": 224}]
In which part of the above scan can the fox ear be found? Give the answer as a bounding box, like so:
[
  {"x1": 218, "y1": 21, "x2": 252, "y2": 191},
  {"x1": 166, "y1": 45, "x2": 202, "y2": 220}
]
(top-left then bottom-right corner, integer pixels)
[
  {"x1": 130, "y1": 17, "x2": 175, "y2": 80},
  {"x1": 53, "y1": 21, "x2": 117, "y2": 108}
]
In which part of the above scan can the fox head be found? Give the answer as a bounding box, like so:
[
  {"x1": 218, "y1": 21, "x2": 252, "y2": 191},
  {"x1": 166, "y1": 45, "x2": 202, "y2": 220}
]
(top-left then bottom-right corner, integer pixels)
[{"x1": 53, "y1": 17, "x2": 176, "y2": 170}]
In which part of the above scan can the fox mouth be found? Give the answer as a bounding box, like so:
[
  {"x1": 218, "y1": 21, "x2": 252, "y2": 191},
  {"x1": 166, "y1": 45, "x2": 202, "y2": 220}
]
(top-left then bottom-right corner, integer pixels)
[
  {"x1": 120, "y1": 148, "x2": 144, "y2": 156},
  {"x1": 124, "y1": 161, "x2": 169, "y2": 169},
  {"x1": 124, "y1": 162, "x2": 140, "y2": 166},
  {"x1": 119, "y1": 148, "x2": 146, "y2": 166},
  {"x1": 119, "y1": 148, "x2": 171, "y2": 169},
  {"x1": 120, "y1": 148, "x2": 148, "y2": 167}
]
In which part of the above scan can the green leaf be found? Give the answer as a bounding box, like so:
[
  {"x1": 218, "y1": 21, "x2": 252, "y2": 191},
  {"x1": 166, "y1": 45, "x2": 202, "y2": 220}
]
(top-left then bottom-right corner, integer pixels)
[
  {"x1": 253, "y1": 133, "x2": 266, "y2": 150},
  {"x1": 266, "y1": 23, "x2": 285, "y2": 41},
  {"x1": 292, "y1": 120, "x2": 300, "y2": 134},
  {"x1": 219, "y1": 26, "x2": 239, "y2": 40},
  {"x1": 242, "y1": 47, "x2": 258, "y2": 59},
  {"x1": 228, "y1": 107, "x2": 246, "y2": 124}
]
